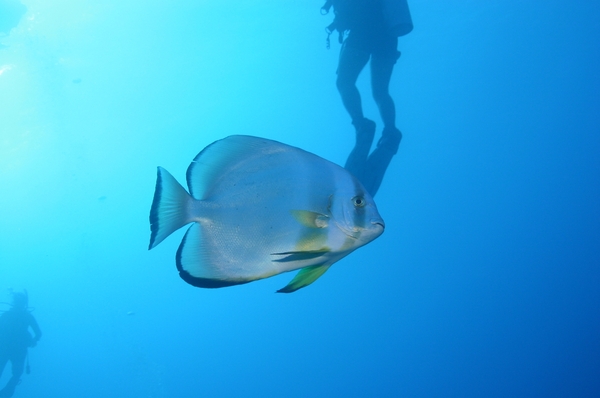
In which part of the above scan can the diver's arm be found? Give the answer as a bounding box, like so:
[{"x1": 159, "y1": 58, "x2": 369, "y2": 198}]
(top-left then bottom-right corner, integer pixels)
[{"x1": 29, "y1": 314, "x2": 42, "y2": 344}]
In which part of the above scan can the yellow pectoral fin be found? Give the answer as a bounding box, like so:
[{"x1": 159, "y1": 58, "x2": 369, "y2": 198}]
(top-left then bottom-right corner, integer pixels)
[
  {"x1": 295, "y1": 229, "x2": 330, "y2": 252},
  {"x1": 276, "y1": 264, "x2": 332, "y2": 293},
  {"x1": 290, "y1": 210, "x2": 329, "y2": 228}
]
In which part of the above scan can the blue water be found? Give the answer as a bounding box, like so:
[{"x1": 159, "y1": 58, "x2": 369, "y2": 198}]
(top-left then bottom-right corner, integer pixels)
[{"x1": 1, "y1": 1, "x2": 599, "y2": 397}]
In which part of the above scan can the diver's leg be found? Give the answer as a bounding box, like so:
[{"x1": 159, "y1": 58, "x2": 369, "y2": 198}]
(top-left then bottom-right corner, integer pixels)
[
  {"x1": 0, "y1": 353, "x2": 9, "y2": 397},
  {"x1": 336, "y1": 40, "x2": 370, "y2": 125},
  {"x1": 337, "y1": 42, "x2": 376, "y2": 181},
  {"x1": 0, "y1": 350, "x2": 25, "y2": 397},
  {"x1": 363, "y1": 51, "x2": 403, "y2": 197},
  {"x1": 370, "y1": 50, "x2": 397, "y2": 129},
  {"x1": 0, "y1": 351, "x2": 7, "y2": 378}
]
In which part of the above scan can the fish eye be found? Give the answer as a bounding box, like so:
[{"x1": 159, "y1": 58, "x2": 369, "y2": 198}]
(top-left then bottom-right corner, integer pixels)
[{"x1": 352, "y1": 196, "x2": 366, "y2": 208}]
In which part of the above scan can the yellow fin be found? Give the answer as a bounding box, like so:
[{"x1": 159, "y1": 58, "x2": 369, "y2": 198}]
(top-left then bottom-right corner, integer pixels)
[
  {"x1": 276, "y1": 264, "x2": 332, "y2": 293},
  {"x1": 290, "y1": 210, "x2": 329, "y2": 228}
]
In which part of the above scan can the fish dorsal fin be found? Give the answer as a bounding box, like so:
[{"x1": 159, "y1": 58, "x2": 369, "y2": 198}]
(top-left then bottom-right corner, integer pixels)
[
  {"x1": 186, "y1": 135, "x2": 284, "y2": 200},
  {"x1": 277, "y1": 264, "x2": 332, "y2": 293}
]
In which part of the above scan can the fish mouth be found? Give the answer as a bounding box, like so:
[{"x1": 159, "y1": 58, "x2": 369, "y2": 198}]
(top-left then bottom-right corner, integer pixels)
[
  {"x1": 370, "y1": 220, "x2": 385, "y2": 238},
  {"x1": 372, "y1": 219, "x2": 385, "y2": 230},
  {"x1": 343, "y1": 219, "x2": 385, "y2": 240}
]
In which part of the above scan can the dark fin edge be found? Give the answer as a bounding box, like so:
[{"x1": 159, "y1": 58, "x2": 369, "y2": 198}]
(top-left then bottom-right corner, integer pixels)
[
  {"x1": 175, "y1": 225, "x2": 249, "y2": 289},
  {"x1": 178, "y1": 270, "x2": 249, "y2": 289},
  {"x1": 148, "y1": 167, "x2": 164, "y2": 250}
]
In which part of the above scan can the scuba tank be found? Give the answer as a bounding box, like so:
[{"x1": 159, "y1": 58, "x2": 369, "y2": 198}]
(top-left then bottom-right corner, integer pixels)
[{"x1": 382, "y1": 0, "x2": 413, "y2": 37}]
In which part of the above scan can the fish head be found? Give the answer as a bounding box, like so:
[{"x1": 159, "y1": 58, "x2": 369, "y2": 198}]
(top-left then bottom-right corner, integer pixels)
[{"x1": 329, "y1": 181, "x2": 385, "y2": 248}]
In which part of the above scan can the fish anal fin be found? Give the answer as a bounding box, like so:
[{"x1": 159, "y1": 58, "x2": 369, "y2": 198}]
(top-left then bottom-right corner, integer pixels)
[
  {"x1": 277, "y1": 264, "x2": 332, "y2": 293},
  {"x1": 178, "y1": 270, "x2": 250, "y2": 288},
  {"x1": 176, "y1": 223, "x2": 252, "y2": 288}
]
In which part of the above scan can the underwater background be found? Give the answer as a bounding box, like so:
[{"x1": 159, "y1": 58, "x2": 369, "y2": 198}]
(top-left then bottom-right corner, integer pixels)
[{"x1": 1, "y1": 1, "x2": 599, "y2": 397}]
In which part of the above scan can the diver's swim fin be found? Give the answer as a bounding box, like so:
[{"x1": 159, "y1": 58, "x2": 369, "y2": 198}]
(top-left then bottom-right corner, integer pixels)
[{"x1": 363, "y1": 127, "x2": 402, "y2": 197}]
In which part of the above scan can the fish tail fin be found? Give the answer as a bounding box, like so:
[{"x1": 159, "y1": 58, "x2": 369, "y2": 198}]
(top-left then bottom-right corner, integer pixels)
[{"x1": 149, "y1": 167, "x2": 193, "y2": 250}]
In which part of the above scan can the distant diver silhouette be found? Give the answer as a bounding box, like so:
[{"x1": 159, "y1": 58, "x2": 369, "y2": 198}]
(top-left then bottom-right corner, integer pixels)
[
  {"x1": 322, "y1": 0, "x2": 413, "y2": 197},
  {"x1": 0, "y1": 0, "x2": 27, "y2": 36},
  {"x1": 0, "y1": 290, "x2": 41, "y2": 398}
]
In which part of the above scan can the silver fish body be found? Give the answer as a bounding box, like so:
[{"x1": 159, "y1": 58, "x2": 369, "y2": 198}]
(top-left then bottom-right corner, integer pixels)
[{"x1": 149, "y1": 135, "x2": 384, "y2": 292}]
